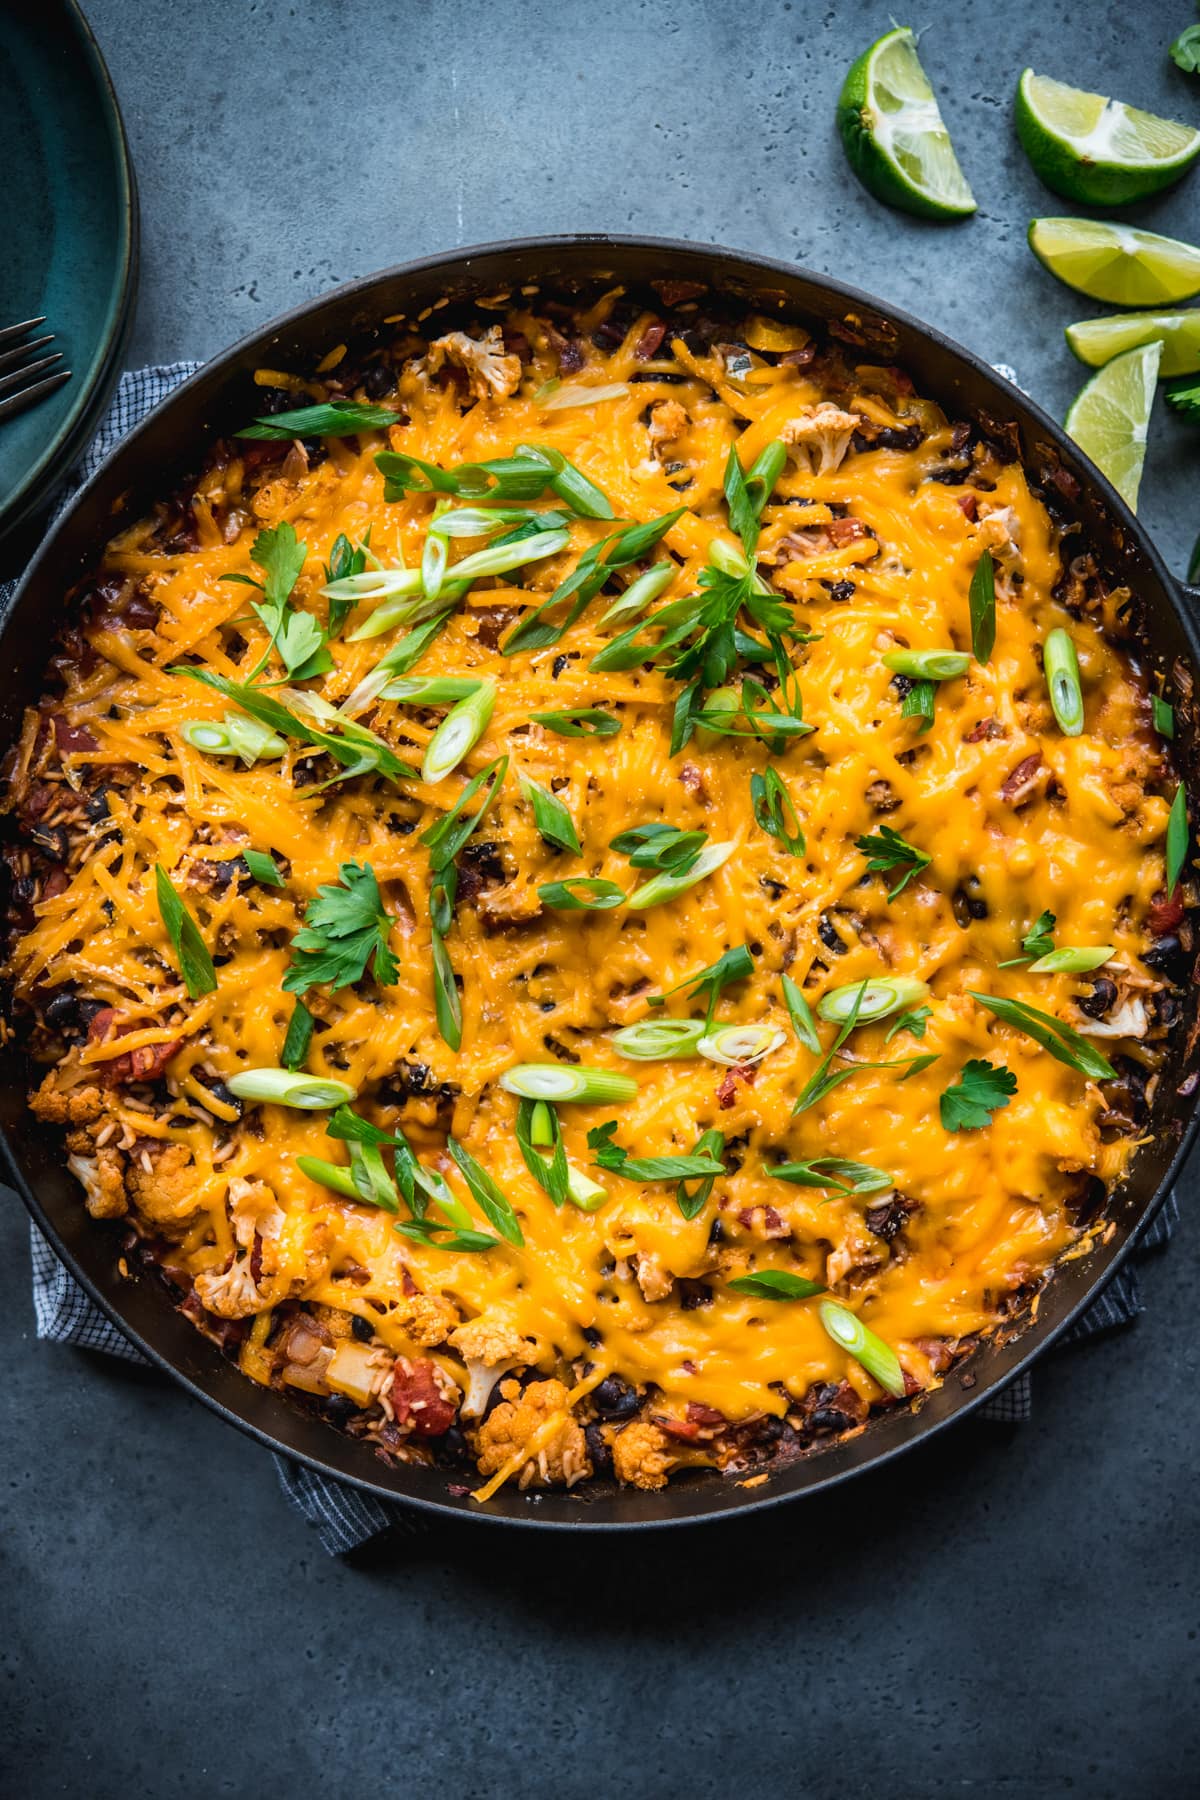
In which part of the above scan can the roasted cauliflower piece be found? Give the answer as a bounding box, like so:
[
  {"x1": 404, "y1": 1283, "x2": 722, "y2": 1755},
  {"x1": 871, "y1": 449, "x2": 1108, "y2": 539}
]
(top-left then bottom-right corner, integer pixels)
[
  {"x1": 424, "y1": 325, "x2": 521, "y2": 402},
  {"x1": 611, "y1": 1420, "x2": 674, "y2": 1490},
  {"x1": 394, "y1": 1289, "x2": 459, "y2": 1348},
  {"x1": 474, "y1": 1377, "x2": 592, "y2": 1489},
  {"x1": 31, "y1": 1074, "x2": 106, "y2": 1126},
  {"x1": 449, "y1": 1315, "x2": 537, "y2": 1419},
  {"x1": 193, "y1": 1177, "x2": 320, "y2": 1319},
  {"x1": 782, "y1": 402, "x2": 860, "y2": 475},
  {"x1": 124, "y1": 1142, "x2": 202, "y2": 1226},
  {"x1": 66, "y1": 1147, "x2": 127, "y2": 1219}
]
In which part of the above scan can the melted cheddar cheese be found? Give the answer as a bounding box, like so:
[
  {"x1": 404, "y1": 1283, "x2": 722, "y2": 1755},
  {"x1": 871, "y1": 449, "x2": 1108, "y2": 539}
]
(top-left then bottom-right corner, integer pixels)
[{"x1": 4, "y1": 287, "x2": 1175, "y2": 1496}]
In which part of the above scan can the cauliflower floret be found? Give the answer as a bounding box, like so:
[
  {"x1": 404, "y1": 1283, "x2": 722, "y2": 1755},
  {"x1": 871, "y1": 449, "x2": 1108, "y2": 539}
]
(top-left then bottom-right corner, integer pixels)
[
  {"x1": 648, "y1": 398, "x2": 689, "y2": 455},
  {"x1": 31, "y1": 1075, "x2": 105, "y2": 1126},
  {"x1": 423, "y1": 326, "x2": 521, "y2": 402},
  {"x1": 611, "y1": 1419, "x2": 674, "y2": 1490},
  {"x1": 125, "y1": 1143, "x2": 202, "y2": 1226},
  {"x1": 193, "y1": 1177, "x2": 315, "y2": 1320},
  {"x1": 782, "y1": 403, "x2": 860, "y2": 475},
  {"x1": 1074, "y1": 995, "x2": 1148, "y2": 1040},
  {"x1": 193, "y1": 1257, "x2": 261, "y2": 1318},
  {"x1": 394, "y1": 1289, "x2": 459, "y2": 1348},
  {"x1": 449, "y1": 1315, "x2": 537, "y2": 1419},
  {"x1": 67, "y1": 1148, "x2": 127, "y2": 1220},
  {"x1": 474, "y1": 1377, "x2": 592, "y2": 1489},
  {"x1": 633, "y1": 1251, "x2": 674, "y2": 1303},
  {"x1": 978, "y1": 504, "x2": 1022, "y2": 560}
]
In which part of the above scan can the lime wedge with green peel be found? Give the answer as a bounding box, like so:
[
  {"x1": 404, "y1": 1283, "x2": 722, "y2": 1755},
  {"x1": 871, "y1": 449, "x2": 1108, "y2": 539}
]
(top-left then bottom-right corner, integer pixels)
[
  {"x1": 1015, "y1": 70, "x2": 1200, "y2": 206},
  {"x1": 837, "y1": 27, "x2": 976, "y2": 221},
  {"x1": 1064, "y1": 341, "x2": 1161, "y2": 512},
  {"x1": 1066, "y1": 311, "x2": 1200, "y2": 377},
  {"x1": 1029, "y1": 218, "x2": 1200, "y2": 306}
]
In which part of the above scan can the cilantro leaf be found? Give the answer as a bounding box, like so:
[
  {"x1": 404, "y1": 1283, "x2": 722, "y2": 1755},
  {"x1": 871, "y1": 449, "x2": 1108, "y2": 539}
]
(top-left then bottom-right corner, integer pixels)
[
  {"x1": 939, "y1": 1058, "x2": 1017, "y2": 1131},
  {"x1": 283, "y1": 861, "x2": 399, "y2": 995},
  {"x1": 855, "y1": 824, "x2": 931, "y2": 898}
]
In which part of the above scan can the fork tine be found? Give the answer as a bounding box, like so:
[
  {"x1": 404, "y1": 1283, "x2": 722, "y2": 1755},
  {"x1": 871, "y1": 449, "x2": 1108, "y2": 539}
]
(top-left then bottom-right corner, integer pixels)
[
  {"x1": 0, "y1": 334, "x2": 53, "y2": 374},
  {"x1": 0, "y1": 352, "x2": 63, "y2": 399},
  {"x1": 0, "y1": 315, "x2": 47, "y2": 346},
  {"x1": 0, "y1": 368, "x2": 71, "y2": 423}
]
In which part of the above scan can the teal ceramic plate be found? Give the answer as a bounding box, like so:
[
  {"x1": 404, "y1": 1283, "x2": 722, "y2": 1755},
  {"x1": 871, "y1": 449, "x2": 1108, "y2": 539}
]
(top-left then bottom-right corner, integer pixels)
[{"x1": 0, "y1": 1, "x2": 138, "y2": 560}]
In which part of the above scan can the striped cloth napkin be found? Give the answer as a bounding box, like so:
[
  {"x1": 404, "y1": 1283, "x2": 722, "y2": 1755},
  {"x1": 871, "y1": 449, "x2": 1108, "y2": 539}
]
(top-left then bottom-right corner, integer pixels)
[{"x1": 4, "y1": 364, "x2": 1182, "y2": 1550}]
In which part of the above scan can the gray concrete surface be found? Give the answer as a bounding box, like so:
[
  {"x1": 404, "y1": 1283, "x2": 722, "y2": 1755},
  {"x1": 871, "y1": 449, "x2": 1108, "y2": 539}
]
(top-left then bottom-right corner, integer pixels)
[{"x1": 5, "y1": 2, "x2": 1200, "y2": 1796}]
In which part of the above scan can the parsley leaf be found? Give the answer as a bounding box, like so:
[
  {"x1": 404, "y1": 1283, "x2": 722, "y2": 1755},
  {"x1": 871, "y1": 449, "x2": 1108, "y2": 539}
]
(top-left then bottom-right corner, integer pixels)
[
  {"x1": 939, "y1": 1058, "x2": 1017, "y2": 1131},
  {"x1": 855, "y1": 824, "x2": 931, "y2": 898},
  {"x1": 999, "y1": 910, "x2": 1056, "y2": 967},
  {"x1": 884, "y1": 1004, "x2": 931, "y2": 1044},
  {"x1": 154, "y1": 866, "x2": 217, "y2": 999},
  {"x1": 283, "y1": 861, "x2": 399, "y2": 995},
  {"x1": 646, "y1": 945, "x2": 755, "y2": 1023},
  {"x1": 224, "y1": 522, "x2": 331, "y2": 681},
  {"x1": 587, "y1": 1120, "x2": 726, "y2": 1183}
]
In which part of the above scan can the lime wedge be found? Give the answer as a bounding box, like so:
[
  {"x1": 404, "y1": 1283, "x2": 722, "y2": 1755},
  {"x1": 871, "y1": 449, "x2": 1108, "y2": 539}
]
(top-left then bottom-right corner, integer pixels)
[
  {"x1": 837, "y1": 27, "x2": 976, "y2": 221},
  {"x1": 1066, "y1": 311, "x2": 1200, "y2": 376},
  {"x1": 1064, "y1": 341, "x2": 1161, "y2": 511},
  {"x1": 1029, "y1": 218, "x2": 1200, "y2": 306},
  {"x1": 1015, "y1": 70, "x2": 1200, "y2": 206}
]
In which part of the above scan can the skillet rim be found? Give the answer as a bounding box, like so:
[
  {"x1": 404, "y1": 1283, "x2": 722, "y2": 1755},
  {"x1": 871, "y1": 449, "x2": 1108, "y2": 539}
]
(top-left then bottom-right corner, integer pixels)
[{"x1": 3, "y1": 231, "x2": 1197, "y2": 1531}]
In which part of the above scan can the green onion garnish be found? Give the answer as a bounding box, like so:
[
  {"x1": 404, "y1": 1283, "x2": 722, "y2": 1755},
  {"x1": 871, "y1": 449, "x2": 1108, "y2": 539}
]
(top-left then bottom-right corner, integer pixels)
[
  {"x1": 226, "y1": 1068, "x2": 357, "y2": 1109},
  {"x1": 969, "y1": 991, "x2": 1116, "y2": 1080},
  {"x1": 322, "y1": 568, "x2": 422, "y2": 605},
  {"x1": 817, "y1": 976, "x2": 929, "y2": 1025},
  {"x1": 818, "y1": 1300, "x2": 906, "y2": 1397},
  {"x1": 1043, "y1": 628, "x2": 1084, "y2": 736},
  {"x1": 513, "y1": 442, "x2": 615, "y2": 520},
  {"x1": 281, "y1": 1000, "x2": 314, "y2": 1070},
  {"x1": 675, "y1": 1127, "x2": 726, "y2": 1220},
  {"x1": 647, "y1": 945, "x2": 755, "y2": 1017},
  {"x1": 519, "y1": 775, "x2": 582, "y2": 855},
  {"x1": 901, "y1": 680, "x2": 936, "y2": 734},
  {"x1": 598, "y1": 561, "x2": 677, "y2": 628},
  {"x1": 538, "y1": 877, "x2": 625, "y2": 911},
  {"x1": 611, "y1": 1018, "x2": 706, "y2": 1060},
  {"x1": 446, "y1": 1138, "x2": 524, "y2": 1246},
  {"x1": 1167, "y1": 783, "x2": 1189, "y2": 896},
  {"x1": 242, "y1": 848, "x2": 284, "y2": 888},
  {"x1": 696, "y1": 1023, "x2": 786, "y2": 1066},
  {"x1": 729, "y1": 1271, "x2": 825, "y2": 1301},
  {"x1": 296, "y1": 1154, "x2": 361, "y2": 1200},
  {"x1": 750, "y1": 767, "x2": 805, "y2": 856},
  {"x1": 766, "y1": 1158, "x2": 892, "y2": 1195},
  {"x1": 381, "y1": 674, "x2": 482, "y2": 705},
  {"x1": 611, "y1": 821, "x2": 707, "y2": 875},
  {"x1": 969, "y1": 549, "x2": 996, "y2": 665},
  {"x1": 882, "y1": 648, "x2": 971, "y2": 681},
  {"x1": 499, "y1": 1063, "x2": 638, "y2": 1103},
  {"x1": 530, "y1": 707, "x2": 621, "y2": 738},
  {"x1": 238, "y1": 401, "x2": 398, "y2": 440},
  {"x1": 422, "y1": 680, "x2": 496, "y2": 783},
  {"x1": 181, "y1": 714, "x2": 287, "y2": 764},
  {"x1": 154, "y1": 866, "x2": 217, "y2": 1000},
  {"x1": 781, "y1": 974, "x2": 821, "y2": 1053},
  {"x1": 1027, "y1": 945, "x2": 1113, "y2": 974},
  {"x1": 626, "y1": 840, "x2": 734, "y2": 909},
  {"x1": 565, "y1": 1163, "x2": 609, "y2": 1212},
  {"x1": 1153, "y1": 694, "x2": 1175, "y2": 739},
  {"x1": 443, "y1": 527, "x2": 569, "y2": 585}
]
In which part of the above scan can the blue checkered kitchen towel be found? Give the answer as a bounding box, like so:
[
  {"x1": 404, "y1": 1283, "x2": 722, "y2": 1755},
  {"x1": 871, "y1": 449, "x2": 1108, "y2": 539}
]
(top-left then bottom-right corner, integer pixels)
[{"x1": 5, "y1": 365, "x2": 1183, "y2": 1553}]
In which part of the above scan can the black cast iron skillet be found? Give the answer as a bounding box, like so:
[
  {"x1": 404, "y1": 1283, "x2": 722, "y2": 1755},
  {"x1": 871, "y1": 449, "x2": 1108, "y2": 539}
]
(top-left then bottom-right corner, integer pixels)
[{"x1": 2, "y1": 236, "x2": 1197, "y2": 1531}]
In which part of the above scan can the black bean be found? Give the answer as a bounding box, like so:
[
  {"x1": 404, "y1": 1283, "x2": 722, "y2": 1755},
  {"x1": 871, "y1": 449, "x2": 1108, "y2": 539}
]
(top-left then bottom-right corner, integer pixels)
[
  {"x1": 592, "y1": 1374, "x2": 641, "y2": 1420},
  {"x1": 1142, "y1": 935, "x2": 1182, "y2": 972},
  {"x1": 361, "y1": 363, "x2": 396, "y2": 399},
  {"x1": 29, "y1": 824, "x2": 68, "y2": 863},
  {"x1": 817, "y1": 913, "x2": 848, "y2": 956},
  {"x1": 874, "y1": 423, "x2": 924, "y2": 451},
  {"x1": 551, "y1": 654, "x2": 570, "y2": 679},
  {"x1": 322, "y1": 1393, "x2": 357, "y2": 1422},
  {"x1": 810, "y1": 1406, "x2": 856, "y2": 1433},
  {"x1": 825, "y1": 579, "x2": 856, "y2": 602},
  {"x1": 44, "y1": 989, "x2": 80, "y2": 1031},
  {"x1": 84, "y1": 788, "x2": 111, "y2": 821},
  {"x1": 1077, "y1": 977, "x2": 1117, "y2": 1019},
  {"x1": 585, "y1": 1422, "x2": 613, "y2": 1477},
  {"x1": 352, "y1": 1315, "x2": 375, "y2": 1343}
]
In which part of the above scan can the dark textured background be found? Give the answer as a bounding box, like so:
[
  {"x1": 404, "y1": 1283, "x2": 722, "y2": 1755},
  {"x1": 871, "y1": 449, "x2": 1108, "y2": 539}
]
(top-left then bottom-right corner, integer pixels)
[{"x1": 5, "y1": 3, "x2": 1200, "y2": 1796}]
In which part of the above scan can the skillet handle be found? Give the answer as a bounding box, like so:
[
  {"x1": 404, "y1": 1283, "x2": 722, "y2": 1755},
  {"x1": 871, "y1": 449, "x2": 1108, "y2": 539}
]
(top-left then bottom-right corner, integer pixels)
[{"x1": 1176, "y1": 582, "x2": 1200, "y2": 612}]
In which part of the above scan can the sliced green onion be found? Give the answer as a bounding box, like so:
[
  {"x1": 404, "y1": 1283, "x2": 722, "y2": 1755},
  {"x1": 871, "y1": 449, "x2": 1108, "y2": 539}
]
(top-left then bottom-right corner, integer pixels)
[
  {"x1": 626, "y1": 840, "x2": 734, "y2": 910},
  {"x1": 781, "y1": 974, "x2": 822, "y2": 1053},
  {"x1": 381, "y1": 674, "x2": 483, "y2": 705},
  {"x1": 296, "y1": 1155, "x2": 361, "y2": 1200},
  {"x1": 529, "y1": 1100, "x2": 556, "y2": 1148},
  {"x1": 499, "y1": 1063, "x2": 639, "y2": 1103},
  {"x1": 729, "y1": 1270, "x2": 825, "y2": 1301},
  {"x1": 422, "y1": 680, "x2": 496, "y2": 782},
  {"x1": 696, "y1": 1023, "x2": 787, "y2": 1066},
  {"x1": 882, "y1": 649, "x2": 971, "y2": 681},
  {"x1": 519, "y1": 774, "x2": 582, "y2": 855},
  {"x1": 349, "y1": 1140, "x2": 399, "y2": 1213},
  {"x1": 321, "y1": 568, "x2": 421, "y2": 604},
  {"x1": 154, "y1": 865, "x2": 217, "y2": 1000},
  {"x1": 817, "y1": 976, "x2": 929, "y2": 1025},
  {"x1": 227, "y1": 1067, "x2": 357, "y2": 1109},
  {"x1": 708, "y1": 537, "x2": 751, "y2": 578},
  {"x1": 444, "y1": 527, "x2": 569, "y2": 584},
  {"x1": 751, "y1": 767, "x2": 805, "y2": 856},
  {"x1": 1028, "y1": 945, "x2": 1114, "y2": 974},
  {"x1": 541, "y1": 381, "x2": 629, "y2": 411},
  {"x1": 421, "y1": 529, "x2": 448, "y2": 604},
  {"x1": 514, "y1": 443, "x2": 615, "y2": 520},
  {"x1": 1044, "y1": 628, "x2": 1084, "y2": 736},
  {"x1": 1167, "y1": 782, "x2": 1189, "y2": 896},
  {"x1": 242, "y1": 848, "x2": 284, "y2": 887},
  {"x1": 901, "y1": 680, "x2": 936, "y2": 733},
  {"x1": 530, "y1": 707, "x2": 621, "y2": 739},
  {"x1": 346, "y1": 588, "x2": 453, "y2": 642},
  {"x1": 181, "y1": 714, "x2": 287, "y2": 764},
  {"x1": 611, "y1": 1018, "x2": 706, "y2": 1060},
  {"x1": 969, "y1": 550, "x2": 996, "y2": 665},
  {"x1": 538, "y1": 877, "x2": 625, "y2": 910},
  {"x1": 969, "y1": 991, "x2": 1116, "y2": 1081},
  {"x1": 565, "y1": 1163, "x2": 609, "y2": 1212},
  {"x1": 431, "y1": 929, "x2": 462, "y2": 1052},
  {"x1": 446, "y1": 1138, "x2": 524, "y2": 1246},
  {"x1": 598, "y1": 562, "x2": 677, "y2": 628},
  {"x1": 819, "y1": 1300, "x2": 906, "y2": 1397},
  {"x1": 429, "y1": 507, "x2": 535, "y2": 539},
  {"x1": 767, "y1": 1158, "x2": 892, "y2": 1195},
  {"x1": 675, "y1": 1126, "x2": 726, "y2": 1220},
  {"x1": 1153, "y1": 694, "x2": 1175, "y2": 740},
  {"x1": 694, "y1": 686, "x2": 742, "y2": 749},
  {"x1": 281, "y1": 1000, "x2": 314, "y2": 1071},
  {"x1": 239, "y1": 401, "x2": 398, "y2": 440}
]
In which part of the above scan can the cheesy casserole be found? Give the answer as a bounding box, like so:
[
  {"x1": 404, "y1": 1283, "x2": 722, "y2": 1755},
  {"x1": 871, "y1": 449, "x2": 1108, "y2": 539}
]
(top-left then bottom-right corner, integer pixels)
[{"x1": 3, "y1": 281, "x2": 1186, "y2": 1501}]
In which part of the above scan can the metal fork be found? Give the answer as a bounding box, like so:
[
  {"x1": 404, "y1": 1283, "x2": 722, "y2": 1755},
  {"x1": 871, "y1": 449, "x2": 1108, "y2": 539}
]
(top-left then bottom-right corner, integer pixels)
[{"x1": 0, "y1": 317, "x2": 71, "y2": 423}]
